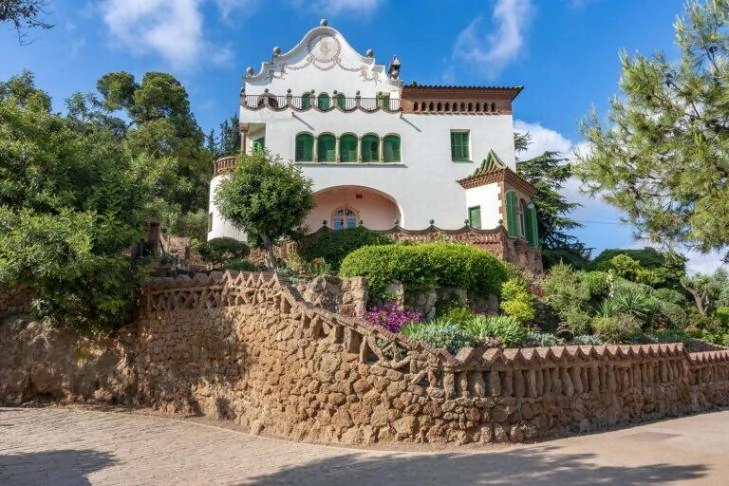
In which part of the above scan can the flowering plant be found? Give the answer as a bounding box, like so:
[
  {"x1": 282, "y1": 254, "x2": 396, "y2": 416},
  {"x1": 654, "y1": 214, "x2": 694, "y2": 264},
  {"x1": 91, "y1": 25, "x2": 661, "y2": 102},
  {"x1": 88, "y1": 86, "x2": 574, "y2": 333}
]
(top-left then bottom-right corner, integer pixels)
[{"x1": 366, "y1": 301, "x2": 421, "y2": 333}]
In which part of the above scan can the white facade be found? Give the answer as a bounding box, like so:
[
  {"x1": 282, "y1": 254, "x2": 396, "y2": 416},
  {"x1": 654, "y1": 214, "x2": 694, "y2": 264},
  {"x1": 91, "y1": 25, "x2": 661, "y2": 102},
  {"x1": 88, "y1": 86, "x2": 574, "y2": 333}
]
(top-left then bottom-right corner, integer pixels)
[{"x1": 208, "y1": 22, "x2": 528, "y2": 242}]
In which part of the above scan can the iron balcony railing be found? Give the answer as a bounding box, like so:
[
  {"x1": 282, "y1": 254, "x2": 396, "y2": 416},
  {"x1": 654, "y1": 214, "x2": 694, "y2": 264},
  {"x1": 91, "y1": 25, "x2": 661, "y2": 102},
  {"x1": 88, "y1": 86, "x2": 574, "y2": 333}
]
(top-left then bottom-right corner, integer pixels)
[{"x1": 241, "y1": 94, "x2": 401, "y2": 114}]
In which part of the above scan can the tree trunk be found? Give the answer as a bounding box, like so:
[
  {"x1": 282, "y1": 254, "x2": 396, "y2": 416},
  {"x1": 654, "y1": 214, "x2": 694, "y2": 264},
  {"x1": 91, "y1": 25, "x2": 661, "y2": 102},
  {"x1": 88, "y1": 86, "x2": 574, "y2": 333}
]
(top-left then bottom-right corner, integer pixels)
[{"x1": 260, "y1": 233, "x2": 276, "y2": 269}]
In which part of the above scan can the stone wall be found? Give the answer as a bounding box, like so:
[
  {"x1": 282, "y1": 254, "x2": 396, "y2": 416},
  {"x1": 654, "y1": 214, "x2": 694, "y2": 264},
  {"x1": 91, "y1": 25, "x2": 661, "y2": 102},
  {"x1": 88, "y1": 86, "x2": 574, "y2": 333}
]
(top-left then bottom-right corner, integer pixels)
[
  {"x1": 0, "y1": 284, "x2": 34, "y2": 318},
  {"x1": 1, "y1": 271, "x2": 729, "y2": 446}
]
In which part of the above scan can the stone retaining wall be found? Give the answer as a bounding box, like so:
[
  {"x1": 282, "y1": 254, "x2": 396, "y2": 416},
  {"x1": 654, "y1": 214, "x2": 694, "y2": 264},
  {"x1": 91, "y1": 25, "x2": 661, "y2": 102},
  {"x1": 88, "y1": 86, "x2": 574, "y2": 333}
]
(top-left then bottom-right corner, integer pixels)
[{"x1": 1, "y1": 271, "x2": 729, "y2": 446}]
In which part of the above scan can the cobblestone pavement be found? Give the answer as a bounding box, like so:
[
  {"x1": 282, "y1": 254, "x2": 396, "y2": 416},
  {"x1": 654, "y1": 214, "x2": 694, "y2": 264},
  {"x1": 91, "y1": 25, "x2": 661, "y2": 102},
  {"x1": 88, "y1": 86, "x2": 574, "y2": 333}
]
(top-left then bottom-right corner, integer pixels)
[{"x1": 1, "y1": 407, "x2": 728, "y2": 485}]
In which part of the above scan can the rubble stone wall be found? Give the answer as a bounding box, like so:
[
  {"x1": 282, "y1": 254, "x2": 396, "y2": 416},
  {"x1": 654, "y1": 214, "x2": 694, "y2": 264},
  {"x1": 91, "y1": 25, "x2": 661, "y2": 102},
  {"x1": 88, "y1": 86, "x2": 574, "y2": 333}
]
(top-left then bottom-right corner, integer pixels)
[{"x1": 1, "y1": 271, "x2": 729, "y2": 446}]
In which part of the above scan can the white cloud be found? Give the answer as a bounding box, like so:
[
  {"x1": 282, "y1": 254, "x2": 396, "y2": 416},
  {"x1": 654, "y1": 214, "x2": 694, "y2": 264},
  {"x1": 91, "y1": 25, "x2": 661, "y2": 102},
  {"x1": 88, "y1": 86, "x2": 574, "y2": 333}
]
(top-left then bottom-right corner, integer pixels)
[
  {"x1": 514, "y1": 120, "x2": 572, "y2": 159},
  {"x1": 453, "y1": 0, "x2": 533, "y2": 79},
  {"x1": 214, "y1": 0, "x2": 254, "y2": 20},
  {"x1": 101, "y1": 0, "x2": 203, "y2": 69},
  {"x1": 292, "y1": 0, "x2": 385, "y2": 15},
  {"x1": 100, "y1": 0, "x2": 243, "y2": 70},
  {"x1": 211, "y1": 45, "x2": 235, "y2": 67}
]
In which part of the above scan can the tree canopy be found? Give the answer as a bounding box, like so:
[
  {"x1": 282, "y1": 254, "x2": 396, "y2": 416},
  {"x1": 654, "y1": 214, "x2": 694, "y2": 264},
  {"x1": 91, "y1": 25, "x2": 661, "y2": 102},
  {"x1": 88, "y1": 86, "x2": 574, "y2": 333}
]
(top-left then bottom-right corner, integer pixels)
[
  {"x1": 577, "y1": 0, "x2": 729, "y2": 259},
  {"x1": 214, "y1": 150, "x2": 314, "y2": 267},
  {"x1": 0, "y1": 72, "x2": 157, "y2": 331},
  {"x1": 0, "y1": 0, "x2": 51, "y2": 42}
]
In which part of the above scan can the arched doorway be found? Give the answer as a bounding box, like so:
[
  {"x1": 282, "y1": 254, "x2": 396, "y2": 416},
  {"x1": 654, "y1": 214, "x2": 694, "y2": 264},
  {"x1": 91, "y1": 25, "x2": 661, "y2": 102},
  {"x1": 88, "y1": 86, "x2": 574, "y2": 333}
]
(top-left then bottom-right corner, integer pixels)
[{"x1": 307, "y1": 186, "x2": 401, "y2": 232}]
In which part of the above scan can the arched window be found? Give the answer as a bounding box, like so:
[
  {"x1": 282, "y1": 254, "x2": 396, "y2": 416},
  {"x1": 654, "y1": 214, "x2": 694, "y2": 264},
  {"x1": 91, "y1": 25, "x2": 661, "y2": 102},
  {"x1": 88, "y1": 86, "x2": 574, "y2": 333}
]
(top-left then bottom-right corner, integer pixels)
[
  {"x1": 318, "y1": 92, "x2": 331, "y2": 110},
  {"x1": 413, "y1": 102, "x2": 419, "y2": 111},
  {"x1": 491, "y1": 102, "x2": 496, "y2": 112},
  {"x1": 383, "y1": 135, "x2": 401, "y2": 162},
  {"x1": 295, "y1": 133, "x2": 314, "y2": 161},
  {"x1": 336, "y1": 93, "x2": 346, "y2": 109},
  {"x1": 317, "y1": 134, "x2": 336, "y2": 162},
  {"x1": 301, "y1": 92, "x2": 312, "y2": 109},
  {"x1": 332, "y1": 207, "x2": 358, "y2": 230},
  {"x1": 444, "y1": 102, "x2": 450, "y2": 111},
  {"x1": 475, "y1": 102, "x2": 482, "y2": 112},
  {"x1": 339, "y1": 133, "x2": 358, "y2": 162},
  {"x1": 361, "y1": 134, "x2": 379, "y2": 162}
]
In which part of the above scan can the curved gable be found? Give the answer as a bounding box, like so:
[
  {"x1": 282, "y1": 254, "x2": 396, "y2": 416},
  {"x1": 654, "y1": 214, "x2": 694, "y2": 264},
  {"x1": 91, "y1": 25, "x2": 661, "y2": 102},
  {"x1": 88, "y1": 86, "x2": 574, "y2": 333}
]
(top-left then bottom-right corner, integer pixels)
[{"x1": 244, "y1": 24, "x2": 401, "y2": 98}]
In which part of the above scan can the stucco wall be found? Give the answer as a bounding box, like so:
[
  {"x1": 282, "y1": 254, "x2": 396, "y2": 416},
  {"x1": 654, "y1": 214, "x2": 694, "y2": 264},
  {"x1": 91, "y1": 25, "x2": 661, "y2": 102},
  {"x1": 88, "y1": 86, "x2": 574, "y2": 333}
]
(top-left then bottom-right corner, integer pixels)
[{"x1": 2, "y1": 272, "x2": 728, "y2": 446}]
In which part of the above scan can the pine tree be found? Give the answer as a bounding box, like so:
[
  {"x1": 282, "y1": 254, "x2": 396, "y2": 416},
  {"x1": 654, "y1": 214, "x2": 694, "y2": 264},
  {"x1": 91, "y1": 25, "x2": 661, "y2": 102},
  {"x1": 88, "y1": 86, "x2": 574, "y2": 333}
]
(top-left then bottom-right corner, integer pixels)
[{"x1": 578, "y1": 0, "x2": 729, "y2": 260}]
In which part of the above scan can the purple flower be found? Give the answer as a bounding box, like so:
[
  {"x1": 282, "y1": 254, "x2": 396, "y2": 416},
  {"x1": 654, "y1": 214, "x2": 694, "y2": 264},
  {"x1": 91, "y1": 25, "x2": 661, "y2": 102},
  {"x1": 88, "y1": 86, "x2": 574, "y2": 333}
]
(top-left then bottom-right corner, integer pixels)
[{"x1": 366, "y1": 301, "x2": 421, "y2": 333}]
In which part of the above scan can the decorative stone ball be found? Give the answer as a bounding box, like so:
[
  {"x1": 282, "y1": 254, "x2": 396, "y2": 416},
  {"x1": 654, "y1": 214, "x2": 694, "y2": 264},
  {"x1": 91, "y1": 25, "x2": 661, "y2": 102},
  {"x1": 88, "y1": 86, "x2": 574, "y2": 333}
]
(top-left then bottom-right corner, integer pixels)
[
  {"x1": 320, "y1": 19, "x2": 329, "y2": 26},
  {"x1": 246, "y1": 67, "x2": 254, "y2": 76},
  {"x1": 366, "y1": 49, "x2": 374, "y2": 58},
  {"x1": 273, "y1": 46, "x2": 281, "y2": 56}
]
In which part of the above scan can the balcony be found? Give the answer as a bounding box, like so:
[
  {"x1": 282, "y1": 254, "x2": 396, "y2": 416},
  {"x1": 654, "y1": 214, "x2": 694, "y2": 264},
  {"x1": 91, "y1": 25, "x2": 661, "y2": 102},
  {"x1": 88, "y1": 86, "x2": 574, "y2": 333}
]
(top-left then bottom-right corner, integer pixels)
[
  {"x1": 214, "y1": 155, "x2": 237, "y2": 176},
  {"x1": 241, "y1": 93, "x2": 401, "y2": 114}
]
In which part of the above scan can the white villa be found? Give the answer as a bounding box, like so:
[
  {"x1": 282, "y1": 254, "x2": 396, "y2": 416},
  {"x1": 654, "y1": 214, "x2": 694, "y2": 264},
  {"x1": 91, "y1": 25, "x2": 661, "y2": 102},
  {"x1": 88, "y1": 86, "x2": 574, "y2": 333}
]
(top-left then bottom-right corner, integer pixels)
[{"x1": 208, "y1": 20, "x2": 541, "y2": 270}]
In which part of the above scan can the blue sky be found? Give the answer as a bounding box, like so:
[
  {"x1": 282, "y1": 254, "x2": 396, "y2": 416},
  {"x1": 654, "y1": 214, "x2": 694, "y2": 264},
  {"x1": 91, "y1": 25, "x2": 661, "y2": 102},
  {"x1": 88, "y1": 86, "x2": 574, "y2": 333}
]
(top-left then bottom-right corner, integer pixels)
[{"x1": 2, "y1": 0, "x2": 723, "y2": 273}]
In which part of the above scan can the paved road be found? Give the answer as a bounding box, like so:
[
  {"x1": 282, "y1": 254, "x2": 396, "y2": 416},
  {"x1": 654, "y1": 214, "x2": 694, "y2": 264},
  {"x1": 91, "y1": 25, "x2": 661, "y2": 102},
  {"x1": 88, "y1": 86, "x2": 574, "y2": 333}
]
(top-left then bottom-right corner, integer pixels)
[{"x1": 1, "y1": 407, "x2": 728, "y2": 485}]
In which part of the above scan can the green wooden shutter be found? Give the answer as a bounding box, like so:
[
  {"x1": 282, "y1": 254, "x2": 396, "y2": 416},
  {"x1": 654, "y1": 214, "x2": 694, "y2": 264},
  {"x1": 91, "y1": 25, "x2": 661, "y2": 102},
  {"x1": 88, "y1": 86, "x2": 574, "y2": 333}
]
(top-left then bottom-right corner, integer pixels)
[
  {"x1": 526, "y1": 204, "x2": 539, "y2": 246},
  {"x1": 362, "y1": 135, "x2": 379, "y2": 162},
  {"x1": 318, "y1": 93, "x2": 330, "y2": 110},
  {"x1": 383, "y1": 136, "x2": 400, "y2": 162},
  {"x1": 295, "y1": 134, "x2": 313, "y2": 161},
  {"x1": 336, "y1": 93, "x2": 346, "y2": 109},
  {"x1": 317, "y1": 135, "x2": 336, "y2": 162},
  {"x1": 340, "y1": 135, "x2": 357, "y2": 162},
  {"x1": 505, "y1": 191, "x2": 518, "y2": 237},
  {"x1": 468, "y1": 206, "x2": 481, "y2": 229},
  {"x1": 301, "y1": 93, "x2": 311, "y2": 109},
  {"x1": 451, "y1": 132, "x2": 469, "y2": 160}
]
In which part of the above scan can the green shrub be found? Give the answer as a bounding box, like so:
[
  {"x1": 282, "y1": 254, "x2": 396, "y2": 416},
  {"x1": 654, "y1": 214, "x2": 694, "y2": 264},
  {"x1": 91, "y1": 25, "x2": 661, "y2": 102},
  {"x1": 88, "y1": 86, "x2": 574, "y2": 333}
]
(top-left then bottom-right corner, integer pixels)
[
  {"x1": 658, "y1": 301, "x2": 689, "y2": 328},
  {"x1": 298, "y1": 227, "x2": 392, "y2": 270},
  {"x1": 559, "y1": 304, "x2": 592, "y2": 336},
  {"x1": 500, "y1": 278, "x2": 536, "y2": 324},
  {"x1": 224, "y1": 259, "x2": 259, "y2": 271},
  {"x1": 572, "y1": 334, "x2": 602, "y2": 345},
  {"x1": 194, "y1": 237, "x2": 250, "y2": 266},
  {"x1": 462, "y1": 315, "x2": 528, "y2": 347},
  {"x1": 592, "y1": 314, "x2": 641, "y2": 343},
  {"x1": 716, "y1": 307, "x2": 729, "y2": 326},
  {"x1": 401, "y1": 321, "x2": 476, "y2": 354},
  {"x1": 526, "y1": 332, "x2": 564, "y2": 347},
  {"x1": 582, "y1": 271, "x2": 611, "y2": 300},
  {"x1": 340, "y1": 243, "x2": 506, "y2": 300},
  {"x1": 653, "y1": 288, "x2": 688, "y2": 306},
  {"x1": 440, "y1": 306, "x2": 475, "y2": 327}
]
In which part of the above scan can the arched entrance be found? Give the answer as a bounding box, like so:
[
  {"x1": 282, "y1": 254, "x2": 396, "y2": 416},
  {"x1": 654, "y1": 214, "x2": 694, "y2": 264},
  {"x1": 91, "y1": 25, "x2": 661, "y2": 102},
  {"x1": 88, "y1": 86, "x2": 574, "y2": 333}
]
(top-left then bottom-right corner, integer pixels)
[{"x1": 306, "y1": 186, "x2": 401, "y2": 232}]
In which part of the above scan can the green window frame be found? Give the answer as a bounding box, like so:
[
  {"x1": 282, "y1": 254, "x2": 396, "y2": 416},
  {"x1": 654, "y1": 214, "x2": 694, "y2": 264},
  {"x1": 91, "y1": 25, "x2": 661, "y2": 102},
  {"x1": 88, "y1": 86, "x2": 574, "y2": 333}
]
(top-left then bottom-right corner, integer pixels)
[
  {"x1": 339, "y1": 134, "x2": 358, "y2": 162},
  {"x1": 253, "y1": 136, "x2": 265, "y2": 153},
  {"x1": 361, "y1": 134, "x2": 379, "y2": 162},
  {"x1": 318, "y1": 93, "x2": 331, "y2": 110},
  {"x1": 505, "y1": 190, "x2": 519, "y2": 237},
  {"x1": 295, "y1": 133, "x2": 314, "y2": 161},
  {"x1": 525, "y1": 203, "x2": 539, "y2": 246},
  {"x1": 450, "y1": 130, "x2": 470, "y2": 161},
  {"x1": 383, "y1": 135, "x2": 401, "y2": 162},
  {"x1": 468, "y1": 206, "x2": 482, "y2": 229},
  {"x1": 317, "y1": 134, "x2": 336, "y2": 162},
  {"x1": 336, "y1": 93, "x2": 346, "y2": 109},
  {"x1": 301, "y1": 92, "x2": 312, "y2": 109}
]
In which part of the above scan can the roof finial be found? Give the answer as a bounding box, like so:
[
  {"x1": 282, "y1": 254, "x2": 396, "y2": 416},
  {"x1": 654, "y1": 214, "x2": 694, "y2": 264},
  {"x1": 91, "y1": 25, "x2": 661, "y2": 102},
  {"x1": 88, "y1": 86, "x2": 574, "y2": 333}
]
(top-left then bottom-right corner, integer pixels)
[
  {"x1": 388, "y1": 55, "x2": 401, "y2": 79},
  {"x1": 366, "y1": 48, "x2": 374, "y2": 58},
  {"x1": 320, "y1": 18, "x2": 328, "y2": 26}
]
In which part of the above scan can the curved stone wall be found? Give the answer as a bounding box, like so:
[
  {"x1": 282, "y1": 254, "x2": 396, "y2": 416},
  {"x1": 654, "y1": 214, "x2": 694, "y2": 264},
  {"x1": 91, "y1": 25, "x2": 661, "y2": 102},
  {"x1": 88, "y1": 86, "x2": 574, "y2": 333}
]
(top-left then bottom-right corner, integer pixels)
[
  {"x1": 133, "y1": 271, "x2": 729, "y2": 444},
  {"x1": 2, "y1": 271, "x2": 729, "y2": 446}
]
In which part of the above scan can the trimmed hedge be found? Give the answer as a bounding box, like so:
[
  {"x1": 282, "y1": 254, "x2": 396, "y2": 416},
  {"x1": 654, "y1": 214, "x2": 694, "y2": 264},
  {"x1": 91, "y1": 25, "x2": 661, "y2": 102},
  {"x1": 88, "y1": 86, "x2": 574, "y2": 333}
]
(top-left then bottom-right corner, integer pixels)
[
  {"x1": 298, "y1": 227, "x2": 392, "y2": 270},
  {"x1": 339, "y1": 242, "x2": 507, "y2": 299}
]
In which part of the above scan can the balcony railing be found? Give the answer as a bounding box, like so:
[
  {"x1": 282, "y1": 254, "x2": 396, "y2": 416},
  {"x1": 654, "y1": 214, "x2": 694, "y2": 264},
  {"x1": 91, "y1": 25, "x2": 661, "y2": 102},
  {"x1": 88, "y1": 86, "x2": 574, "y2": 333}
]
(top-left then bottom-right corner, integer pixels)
[
  {"x1": 214, "y1": 155, "x2": 237, "y2": 175},
  {"x1": 241, "y1": 94, "x2": 401, "y2": 114}
]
